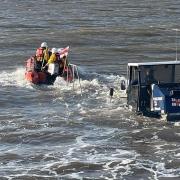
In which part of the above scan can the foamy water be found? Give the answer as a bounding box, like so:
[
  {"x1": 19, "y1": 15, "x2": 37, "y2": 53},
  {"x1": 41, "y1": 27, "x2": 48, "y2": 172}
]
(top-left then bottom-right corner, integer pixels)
[{"x1": 1, "y1": 68, "x2": 179, "y2": 179}]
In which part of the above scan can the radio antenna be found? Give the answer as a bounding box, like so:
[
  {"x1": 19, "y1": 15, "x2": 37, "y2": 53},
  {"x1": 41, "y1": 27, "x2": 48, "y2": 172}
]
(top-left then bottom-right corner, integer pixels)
[{"x1": 176, "y1": 29, "x2": 178, "y2": 61}]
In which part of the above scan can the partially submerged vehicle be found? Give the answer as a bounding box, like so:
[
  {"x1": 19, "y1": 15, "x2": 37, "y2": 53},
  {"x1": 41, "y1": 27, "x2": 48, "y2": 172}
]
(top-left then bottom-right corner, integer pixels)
[{"x1": 127, "y1": 61, "x2": 180, "y2": 121}]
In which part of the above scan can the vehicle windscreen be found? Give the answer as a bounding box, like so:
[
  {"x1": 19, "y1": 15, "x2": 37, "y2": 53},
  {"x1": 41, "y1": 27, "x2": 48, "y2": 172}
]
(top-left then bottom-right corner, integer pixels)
[{"x1": 140, "y1": 64, "x2": 180, "y2": 84}]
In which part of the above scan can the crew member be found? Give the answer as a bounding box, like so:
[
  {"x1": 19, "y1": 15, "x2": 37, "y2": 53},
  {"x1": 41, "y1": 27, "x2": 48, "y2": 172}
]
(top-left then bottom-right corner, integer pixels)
[
  {"x1": 35, "y1": 42, "x2": 50, "y2": 70},
  {"x1": 43, "y1": 47, "x2": 57, "y2": 68},
  {"x1": 59, "y1": 56, "x2": 68, "y2": 75}
]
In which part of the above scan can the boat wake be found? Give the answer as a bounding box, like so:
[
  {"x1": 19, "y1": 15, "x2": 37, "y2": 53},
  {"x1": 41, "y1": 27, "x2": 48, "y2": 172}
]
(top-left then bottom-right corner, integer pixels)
[{"x1": 0, "y1": 66, "x2": 127, "y2": 102}]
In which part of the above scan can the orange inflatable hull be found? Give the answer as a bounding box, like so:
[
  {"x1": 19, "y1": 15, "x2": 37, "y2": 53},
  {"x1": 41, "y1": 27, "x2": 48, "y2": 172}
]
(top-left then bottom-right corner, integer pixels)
[
  {"x1": 25, "y1": 71, "x2": 47, "y2": 84},
  {"x1": 25, "y1": 56, "x2": 75, "y2": 85}
]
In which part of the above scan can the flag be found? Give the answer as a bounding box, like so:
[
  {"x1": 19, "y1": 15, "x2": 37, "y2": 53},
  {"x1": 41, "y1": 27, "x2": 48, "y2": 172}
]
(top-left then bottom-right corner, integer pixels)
[{"x1": 58, "y1": 46, "x2": 69, "y2": 58}]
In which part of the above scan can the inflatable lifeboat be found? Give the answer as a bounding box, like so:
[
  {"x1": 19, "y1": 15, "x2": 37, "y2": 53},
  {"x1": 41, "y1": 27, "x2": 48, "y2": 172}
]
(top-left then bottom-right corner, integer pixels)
[{"x1": 25, "y1": 56, "x2": 75, "y2": 85}]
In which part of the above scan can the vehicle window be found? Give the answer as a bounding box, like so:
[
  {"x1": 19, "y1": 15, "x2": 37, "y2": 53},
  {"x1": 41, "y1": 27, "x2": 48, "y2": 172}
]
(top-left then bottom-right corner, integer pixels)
[
  {"x1": 131, "y1": 67, "x2": 138, "y2": 85},
  {"x1": 141, "y1": 65, "x2": 174, "y2": 84},
  {"x1": 175, "y1": 64, "x2": 180, "y2": 82}
]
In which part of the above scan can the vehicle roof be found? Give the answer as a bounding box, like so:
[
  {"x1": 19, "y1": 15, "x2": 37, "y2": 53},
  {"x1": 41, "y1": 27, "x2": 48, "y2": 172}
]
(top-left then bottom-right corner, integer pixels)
[{"x1": 128, "y1": 61, "x2": 180, "y2": 67}]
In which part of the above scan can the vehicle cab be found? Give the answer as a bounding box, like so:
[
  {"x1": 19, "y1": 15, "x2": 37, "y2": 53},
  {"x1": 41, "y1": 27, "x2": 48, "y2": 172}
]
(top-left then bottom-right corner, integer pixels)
[{"x1": 127, "y1": 61, "x2": 180, "y2": 120}]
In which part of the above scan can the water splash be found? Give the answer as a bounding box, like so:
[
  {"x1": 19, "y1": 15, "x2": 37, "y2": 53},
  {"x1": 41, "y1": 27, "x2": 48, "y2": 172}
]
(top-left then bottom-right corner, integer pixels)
[{"x1": 0, "y1": 67, "x2": 31, "y2": 88}]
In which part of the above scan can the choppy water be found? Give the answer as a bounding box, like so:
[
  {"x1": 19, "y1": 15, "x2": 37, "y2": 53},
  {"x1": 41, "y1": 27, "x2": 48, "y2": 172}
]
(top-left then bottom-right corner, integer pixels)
[{"x1": 0, "y1": 0, "x2": 180, "y2": 179}]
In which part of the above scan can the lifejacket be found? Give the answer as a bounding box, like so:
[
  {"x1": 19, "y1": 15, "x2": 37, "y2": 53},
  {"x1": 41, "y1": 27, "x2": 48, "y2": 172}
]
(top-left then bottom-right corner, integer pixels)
[
  {"x1": 48, "y1": 53, "x2": 57, "y2": 64},
  {"x1": 36, "y1": 47, "x2": 44, "y2": 61}
]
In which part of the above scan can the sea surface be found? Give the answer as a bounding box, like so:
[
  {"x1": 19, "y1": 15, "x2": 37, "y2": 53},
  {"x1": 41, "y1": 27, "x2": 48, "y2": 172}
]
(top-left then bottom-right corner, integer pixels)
[{"x1": 0, "y1": 0, "x2": 180, "y2": 179}]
